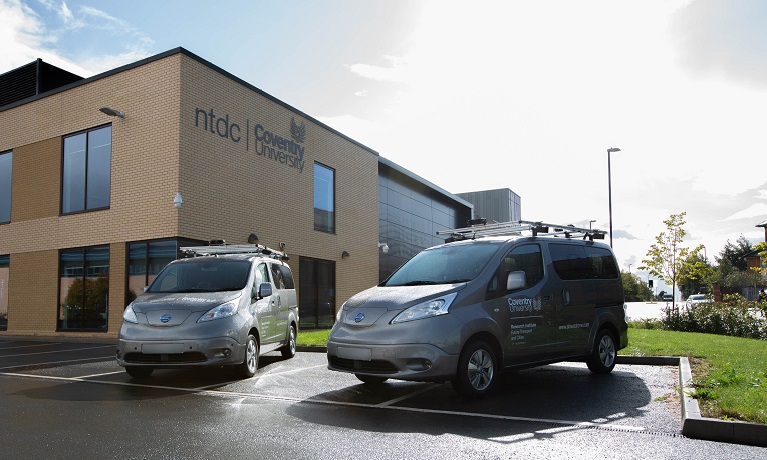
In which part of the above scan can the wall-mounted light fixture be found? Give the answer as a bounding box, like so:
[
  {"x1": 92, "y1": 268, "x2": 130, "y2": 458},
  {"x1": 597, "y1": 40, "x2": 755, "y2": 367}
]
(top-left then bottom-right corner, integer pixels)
[
  {"x1": 247, "y1": 233, "x2": 259, "y2": 244},
  {"x1": 99, "y1": 106, "x2": 125, "y2": 119},
  {"x1": 341, "y1": 250, "x2": 350, "y2": 259},
  {"x1": 377, "y1": 242, "x2": 389, "y2": 254},
  {"x1": 173, "y1": 192, "x2": 183, "y2": 209},
  {"x1": 279, "y1": 242, "x2": 286, "y2": 250}
]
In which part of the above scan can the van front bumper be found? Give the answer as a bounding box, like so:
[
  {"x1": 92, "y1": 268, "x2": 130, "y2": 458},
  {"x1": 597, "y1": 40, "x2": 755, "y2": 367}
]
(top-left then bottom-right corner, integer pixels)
[
  {"x1": 116, "y1": 336, "x2": 245, "y2": 368},
  {"x1": 326, "y1": 340, "x2": 459, "y2": 382}
]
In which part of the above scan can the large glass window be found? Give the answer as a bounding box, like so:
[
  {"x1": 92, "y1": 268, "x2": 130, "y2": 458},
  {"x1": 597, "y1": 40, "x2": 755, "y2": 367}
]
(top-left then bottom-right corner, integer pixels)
[
  {"x1": 0, "y1": 151, "x2": 11, "y2": 224},
  {"x1": 0, "y1": 255, "x2": 8, "y2": 330},
  {"x1": 127, "y1": 239, "x2": 202, "y2": 304},
  {"x1": 59, "y1": 246, "x2": 109, "y2": 330},
  {"x1": 62, "y1": 125, "x2": 111, "y2": 214},
  {"x1": 314, "y1": 162, "x2": 335, "y2": 233}
]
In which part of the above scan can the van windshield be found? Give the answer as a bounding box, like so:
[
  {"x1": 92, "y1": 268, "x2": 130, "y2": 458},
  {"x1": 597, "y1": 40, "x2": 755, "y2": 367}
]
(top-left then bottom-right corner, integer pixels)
[
  {"x1": 148, "y1": 259, "x2": 252, "y2": 293},
  {"x1": 384, "y1": 241, "x2": 504, "y2": 287}
]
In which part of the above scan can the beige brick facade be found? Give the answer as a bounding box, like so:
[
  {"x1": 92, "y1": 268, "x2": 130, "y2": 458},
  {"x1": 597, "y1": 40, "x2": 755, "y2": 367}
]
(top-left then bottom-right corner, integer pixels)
[{"x1": 0, "y1": 49, "x2": 379, "y2": 339}]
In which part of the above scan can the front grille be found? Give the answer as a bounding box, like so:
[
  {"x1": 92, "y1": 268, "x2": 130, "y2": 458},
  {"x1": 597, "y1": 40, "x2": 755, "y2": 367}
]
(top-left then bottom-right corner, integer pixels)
[
  {"x1": 123, "y1": 352, "x2": 207, "y2": 364},
  {"x1": 328, "y1": 356, "x2": 398, "y2": 374}
]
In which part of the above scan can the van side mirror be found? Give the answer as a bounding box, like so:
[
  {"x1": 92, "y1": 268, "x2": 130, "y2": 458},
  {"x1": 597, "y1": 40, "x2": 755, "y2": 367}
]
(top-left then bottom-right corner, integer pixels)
[
  {"x1": 143, "y1": 286, "x2": 149, "y2": 293},
  {"x1": 258, "y1": 283, "x2": 272, "y2": 299},
  {"x1": 507, "y1": 271, "x2": 526, "y2": 291}
]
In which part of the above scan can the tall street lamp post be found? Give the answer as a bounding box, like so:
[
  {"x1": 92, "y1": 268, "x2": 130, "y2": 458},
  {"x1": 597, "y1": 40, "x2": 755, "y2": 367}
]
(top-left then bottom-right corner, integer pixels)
[{"x1": 607, "y1": 147, "x2": 621, "y2": 248}]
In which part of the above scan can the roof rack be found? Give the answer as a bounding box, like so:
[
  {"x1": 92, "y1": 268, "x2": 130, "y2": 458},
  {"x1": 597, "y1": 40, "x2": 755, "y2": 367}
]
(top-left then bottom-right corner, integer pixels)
[
  {"x1": 181, "y1": 240, "x2": 289, "y2": 261},
  {"x1": 436, "y1": 219, "x2": 607, "y2": 242}
]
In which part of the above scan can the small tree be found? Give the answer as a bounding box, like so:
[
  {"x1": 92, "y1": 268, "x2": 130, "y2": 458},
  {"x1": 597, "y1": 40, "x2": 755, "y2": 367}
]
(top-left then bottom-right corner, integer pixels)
[
  {"x1": 622, "y1": 271, "x2": 652, "y2": 301},
  {"x1": 640, "y1": 212, "x2": 703, "y2": 313},
  {"x1": 677, "y1": 252, "x2": 714, "y2": 297}
]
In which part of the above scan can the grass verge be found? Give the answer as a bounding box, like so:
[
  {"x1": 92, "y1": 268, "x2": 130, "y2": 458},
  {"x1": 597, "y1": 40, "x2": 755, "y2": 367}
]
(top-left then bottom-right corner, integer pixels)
[
  {"x1": 621, "y1": 327, "x2": 767, "y2": 424},
  {"x1": 297, "y1": 327, "x2": 767, "y2": 424}
]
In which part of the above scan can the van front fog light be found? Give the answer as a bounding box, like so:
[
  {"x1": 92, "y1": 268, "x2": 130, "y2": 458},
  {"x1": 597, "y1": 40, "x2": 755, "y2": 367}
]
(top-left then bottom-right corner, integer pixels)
[{"x1": 405, "y1": 359, "x2": 432, "y2": 371}]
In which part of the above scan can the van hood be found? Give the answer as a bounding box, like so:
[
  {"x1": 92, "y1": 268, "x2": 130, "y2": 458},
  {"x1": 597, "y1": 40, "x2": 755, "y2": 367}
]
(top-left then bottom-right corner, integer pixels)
[
  {"x1": 343, "y1": 284, "x2": 465, "y2": 312},
  {"x1": 131, "y1": 291, "x2": 241, "y2": 313}
]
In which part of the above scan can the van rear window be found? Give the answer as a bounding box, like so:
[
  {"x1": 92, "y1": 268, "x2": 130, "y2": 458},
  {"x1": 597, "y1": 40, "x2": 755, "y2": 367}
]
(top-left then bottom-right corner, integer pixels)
[{"x1": 549, "y1": 244, "x2": 619, "y2": 280}]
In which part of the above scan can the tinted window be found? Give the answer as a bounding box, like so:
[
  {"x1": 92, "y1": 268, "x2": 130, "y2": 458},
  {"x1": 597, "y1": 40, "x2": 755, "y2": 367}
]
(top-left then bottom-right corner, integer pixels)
[
  {"x1": 549, "y1": 243, "x2": 618, "y2": 280},
  {"x1": 487, "y1": 244, "x2": 543, "y2": 298},
  {"x1": 62, "y1": 125, "x2": 111, "y2": 213},
  {"x1": 385, "y1": 241, "x2": 503, "y2": 286},
  {"x1": 148, "y1": 259, "x2": 251, "y2": 293},
  {"x1": 314, "y1": 162, "x2": 335, "y2": 233},
  {"x1": 0, "y1": 151, "x2": 11, "y2": 223},
  {"x1": 586, "y1": 246, "x2": 619, "y2": 279},
  {"x1": 270, "y1": 263, "x2": 295, "y2": 289}
]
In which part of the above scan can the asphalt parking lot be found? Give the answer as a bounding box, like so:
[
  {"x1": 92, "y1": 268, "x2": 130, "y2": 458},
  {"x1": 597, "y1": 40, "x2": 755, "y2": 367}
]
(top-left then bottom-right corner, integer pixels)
[{"x1": 1, "y1": 339, "x2": 765, "y2": 459}]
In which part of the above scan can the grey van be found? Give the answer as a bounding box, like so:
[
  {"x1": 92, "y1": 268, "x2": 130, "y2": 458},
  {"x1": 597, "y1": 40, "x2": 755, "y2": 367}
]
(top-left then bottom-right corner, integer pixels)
[
  {"x1": 327, "y1": 223, "x2": 627, "y2": 397},
  {"x1": 116, "y1": 245, "x2": 298, "y2": 379}
]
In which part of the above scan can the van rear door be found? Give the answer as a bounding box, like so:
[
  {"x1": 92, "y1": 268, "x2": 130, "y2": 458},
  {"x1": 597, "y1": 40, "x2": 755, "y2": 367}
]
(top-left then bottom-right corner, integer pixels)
[{"x1": 547, "y1": 243, "x2": 595, "y2": 355}]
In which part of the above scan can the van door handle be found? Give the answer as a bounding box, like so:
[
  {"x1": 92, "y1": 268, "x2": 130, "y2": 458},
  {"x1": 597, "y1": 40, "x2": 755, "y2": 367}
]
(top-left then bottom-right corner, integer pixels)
[
  {"x1": 543, "y1": 295, "x2": 552, "y2": 301},
  {"x1": 562, "y1": 289, "x2": 571, "y2": 306}
]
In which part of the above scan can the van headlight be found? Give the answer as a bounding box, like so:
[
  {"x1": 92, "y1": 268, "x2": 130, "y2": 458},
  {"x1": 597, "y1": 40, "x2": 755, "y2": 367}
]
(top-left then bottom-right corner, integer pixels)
[
  {"x1": 123, "y1": 305, "x2": 138, "y2": 324},
  {"x1": 199, "y1": 301, "x2": 238, "y2": 323},
  {"x1": 392, "y1": 293, "x2": 458, "y2": 324}
]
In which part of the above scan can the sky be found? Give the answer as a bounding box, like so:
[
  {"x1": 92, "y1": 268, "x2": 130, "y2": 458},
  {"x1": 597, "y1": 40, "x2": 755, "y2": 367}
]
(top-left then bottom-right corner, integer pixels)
[{"x1": 2, "y1": 0, "x2": 767, "y2": 293}]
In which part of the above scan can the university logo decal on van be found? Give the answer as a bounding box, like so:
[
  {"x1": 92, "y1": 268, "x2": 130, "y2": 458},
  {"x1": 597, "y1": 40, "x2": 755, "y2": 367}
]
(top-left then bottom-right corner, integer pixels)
[{"x1": 508, "y1": 296, "x2": 542, "y2": 313}]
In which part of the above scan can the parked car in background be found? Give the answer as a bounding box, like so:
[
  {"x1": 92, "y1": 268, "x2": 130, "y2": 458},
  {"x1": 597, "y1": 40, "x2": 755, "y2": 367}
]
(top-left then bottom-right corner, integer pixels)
[{"x1": 685, "y1": 294, "x2": 708, "y2": 309}]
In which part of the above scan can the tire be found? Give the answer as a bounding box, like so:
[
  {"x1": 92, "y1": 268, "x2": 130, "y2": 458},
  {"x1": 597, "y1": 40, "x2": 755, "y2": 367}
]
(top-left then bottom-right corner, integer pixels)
[
  {"x1": 280, "y1": 324, "x2": 297, "y2": 359},
  {"x1": 236, "y1": 334, "x2": 259, "y2": 379},
  {"x1": 355, "y1": 374, "x2": 388, "y2": 385},
  {"x1": 125, "y1": 366, "x2": 153, "y2": 378},
  {"x1": 451, "y1": 340, "x2": 497, "y2": 398},
  {"x1": 586, "y1": 328, "x2": 617, "y2": 374}
]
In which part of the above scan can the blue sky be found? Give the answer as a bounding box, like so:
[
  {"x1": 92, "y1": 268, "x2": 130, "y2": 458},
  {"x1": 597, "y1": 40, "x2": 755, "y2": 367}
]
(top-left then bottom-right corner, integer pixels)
[{"x1": 2, "y1": 0, "x2": 767, "y2": 292}]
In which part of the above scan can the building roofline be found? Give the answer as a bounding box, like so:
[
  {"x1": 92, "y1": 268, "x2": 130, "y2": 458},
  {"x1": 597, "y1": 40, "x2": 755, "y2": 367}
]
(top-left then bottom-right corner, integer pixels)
[
  {"x1": 378, "y1": 156, "x2": 474, "y2": 209},
  {"x1": 0, "y1": 47, "x2": 379, "y2": 157}
]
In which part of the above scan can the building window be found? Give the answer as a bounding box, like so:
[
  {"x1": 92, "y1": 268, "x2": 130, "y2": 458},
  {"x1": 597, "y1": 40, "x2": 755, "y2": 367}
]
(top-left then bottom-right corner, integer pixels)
[
  {"x1": 62, "y1": 125, "x2": 112, "y2": 214},
  {"x1": 0, "y1": 255, "x2": 8, "y2": 330},
  {"x1": 0, "y1": 151, "x2": 11, "y2": 224},
  {"x1": 314, "y1": 162, "x2": 335, "y2": 233},
  {"x1": 127, "y1": 238, "x2": 201, "y2": 304},
  {"x1": 298, "y1": 257, "x2": 335, "y2": 329},
  {"x1": 58, "y1": 246, "x2": 109, "y2": 330}
]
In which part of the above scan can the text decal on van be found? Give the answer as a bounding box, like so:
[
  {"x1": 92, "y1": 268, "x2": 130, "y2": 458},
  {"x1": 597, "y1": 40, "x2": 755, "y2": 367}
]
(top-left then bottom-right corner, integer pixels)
[{"x1": 508, "y1": 297, "x2": 542, "y2": 313}]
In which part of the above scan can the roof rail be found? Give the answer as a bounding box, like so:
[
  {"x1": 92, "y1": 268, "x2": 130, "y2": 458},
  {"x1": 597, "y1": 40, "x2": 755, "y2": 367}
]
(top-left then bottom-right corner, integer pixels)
[
  {"x1": 180, "y1": 241, "x2": 289, "y2": 260},
  {"x1": 436, "y1": 219, "x2": 607, "y2": 242}
]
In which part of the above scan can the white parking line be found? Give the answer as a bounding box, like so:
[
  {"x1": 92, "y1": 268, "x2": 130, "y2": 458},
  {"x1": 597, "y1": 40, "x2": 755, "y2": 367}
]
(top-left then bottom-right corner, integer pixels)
[
  {"x1": 0, "y1": 356, "x2": 114, "y2": 370},
  {"x1": 194, "y1": 364, "x2": 327, "y2": 390},
  {"x1": 0, "y1": 345, "x2": 114, "y2": 358},
  {"x1": 377, "y1": 383, "x2": 440, "y2": 407},
  {"x1": 0, "y1": 343, "x2": 63, "y2": 350},
  {"x1": 0, "y1": 370, "x2": 647, "y2": 433}
]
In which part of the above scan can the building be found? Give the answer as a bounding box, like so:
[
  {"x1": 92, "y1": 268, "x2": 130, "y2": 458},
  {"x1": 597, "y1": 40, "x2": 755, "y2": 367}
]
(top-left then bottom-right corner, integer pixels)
[
  {"x1": 456, "y1": 188, "x2": 521, "y2": 224},
  {"x1": 0, "y1": 47, "x2": 472, "y2": 339}
]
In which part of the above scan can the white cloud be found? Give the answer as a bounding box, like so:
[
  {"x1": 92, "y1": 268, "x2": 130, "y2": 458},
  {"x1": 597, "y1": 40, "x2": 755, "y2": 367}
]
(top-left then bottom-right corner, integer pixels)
[{"x1": 723, "y1": 203, "x2": 767, "y2": 221}]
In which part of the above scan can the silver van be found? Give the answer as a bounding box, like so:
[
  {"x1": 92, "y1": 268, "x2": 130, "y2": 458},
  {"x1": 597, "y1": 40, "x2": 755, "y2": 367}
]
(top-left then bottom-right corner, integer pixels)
[
  {"x1": 327, "y1": 221, "x2": 628, "y2": 397},
  {"x1": 116, "y1": 244, "x2": 298, "y2": 379}
]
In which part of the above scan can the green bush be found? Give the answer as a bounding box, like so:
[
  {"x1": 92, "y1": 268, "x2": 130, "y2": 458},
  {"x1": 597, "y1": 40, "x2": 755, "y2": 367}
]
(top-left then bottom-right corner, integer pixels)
[{"x1": 661, "y1": 294, "x2": 767, "y2": 339}]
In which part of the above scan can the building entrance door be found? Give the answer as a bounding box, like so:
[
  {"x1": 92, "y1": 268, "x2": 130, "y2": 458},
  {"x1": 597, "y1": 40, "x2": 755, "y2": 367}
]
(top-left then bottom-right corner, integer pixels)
[{"x1": 298, "y1": 257, "x2": 335, "y2": 329}]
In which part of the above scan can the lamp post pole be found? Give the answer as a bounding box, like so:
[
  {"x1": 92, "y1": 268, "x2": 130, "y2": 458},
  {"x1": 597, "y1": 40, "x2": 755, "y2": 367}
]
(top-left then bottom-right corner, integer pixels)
[{"x1": 607, "y1": 147, "x2": 621, "y2": 247}]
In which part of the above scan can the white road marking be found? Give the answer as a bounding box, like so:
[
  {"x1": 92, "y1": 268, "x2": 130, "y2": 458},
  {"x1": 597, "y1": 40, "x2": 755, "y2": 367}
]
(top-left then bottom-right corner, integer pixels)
[
  {"x1": 0, "y1": 356, "x2": 114, "y2": 370},
  {"x1": 0, "y1": 345, "x2": 114, "y2": 358},
  {"x1": 0, "y1": 370, "x2": 647, "y2": 432}
]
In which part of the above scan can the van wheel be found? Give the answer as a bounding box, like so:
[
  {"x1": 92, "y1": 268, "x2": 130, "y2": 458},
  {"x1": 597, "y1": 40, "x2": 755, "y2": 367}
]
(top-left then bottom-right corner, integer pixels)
[
  {"x1": 587, "y1": 329, "x2": 617, "y2": 374},
  {"x1": 356, "y1": 374, "x2": 388, "y2": 384},
  {"x1": 126, "y1": 366, "x2": 153, "y2": 378},
  {"x1": 451, "y1": 340, "x2": 497, "y2": 398},
  {"x1": 280, "y1": 324, "x2": 297, "y2": 359},
  {"x1": 236, "y1": 334, "x2": 259, "y2": 379}
]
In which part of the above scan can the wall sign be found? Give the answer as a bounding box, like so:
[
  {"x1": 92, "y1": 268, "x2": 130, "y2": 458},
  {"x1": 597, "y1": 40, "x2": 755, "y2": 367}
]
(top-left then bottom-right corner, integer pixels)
[{"x1": 194, "y1": 107, "x2": 306, "y2": 173}]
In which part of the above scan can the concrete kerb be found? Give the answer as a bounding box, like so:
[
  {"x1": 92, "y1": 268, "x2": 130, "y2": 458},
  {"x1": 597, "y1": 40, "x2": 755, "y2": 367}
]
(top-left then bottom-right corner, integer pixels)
[{"x1": 617, "y1": 355, "x2": 767, "y2": 447}]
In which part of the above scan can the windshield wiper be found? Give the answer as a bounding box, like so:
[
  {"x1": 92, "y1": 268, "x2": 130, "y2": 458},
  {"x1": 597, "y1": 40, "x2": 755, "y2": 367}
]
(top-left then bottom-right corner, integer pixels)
[
  {"x1": 443, "y1": 279, "x2": 471, "y2": 284},
  {"x1": 398, "y1": 280, "x2": 441, "y2": 286}
]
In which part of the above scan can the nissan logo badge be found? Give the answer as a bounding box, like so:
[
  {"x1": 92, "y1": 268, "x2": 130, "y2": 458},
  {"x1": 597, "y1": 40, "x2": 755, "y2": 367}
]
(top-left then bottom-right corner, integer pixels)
[
  {"x1": 354, "y1": 312, "x2": 365, "y2": 323},
  {"x1": 160, "y1": 314, "x2": 172, "y2": 323}
]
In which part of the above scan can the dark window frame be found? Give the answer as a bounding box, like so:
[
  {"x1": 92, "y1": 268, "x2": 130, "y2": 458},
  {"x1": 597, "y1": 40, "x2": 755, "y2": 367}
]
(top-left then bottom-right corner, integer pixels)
[
  {"x1": 0, "y1": 254, "x2": 8, "y2": 330},
  {"x1": 0, "y1": 150, "x2": 11, "y2": 224},
  {"x1": 61, "y1": 124, "x2": 112, "y2": 215},
  {"x1": 313, "y1": 161, "x2": 336, "y2": 234}
]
